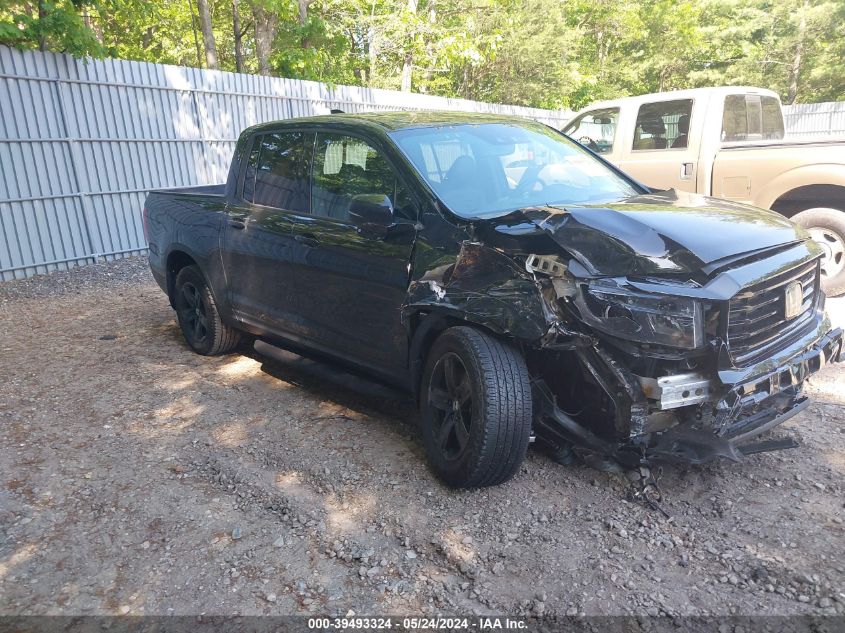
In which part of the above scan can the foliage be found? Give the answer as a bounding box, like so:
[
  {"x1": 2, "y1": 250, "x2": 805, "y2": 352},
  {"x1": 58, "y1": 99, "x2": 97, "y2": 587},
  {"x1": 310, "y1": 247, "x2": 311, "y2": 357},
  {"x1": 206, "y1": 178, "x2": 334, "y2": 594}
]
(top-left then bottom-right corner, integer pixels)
[
  {"x1": 1, "y1": 0, "x2": 842, "y2": 107},
  {"x1": 1, "y1": 1, "x2": 103, "y2": 56}
]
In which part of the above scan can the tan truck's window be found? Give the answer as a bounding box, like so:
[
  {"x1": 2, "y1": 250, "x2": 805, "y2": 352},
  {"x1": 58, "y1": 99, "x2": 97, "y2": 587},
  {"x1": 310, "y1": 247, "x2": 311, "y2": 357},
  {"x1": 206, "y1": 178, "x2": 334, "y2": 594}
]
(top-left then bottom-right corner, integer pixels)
[
  {"x1": 632, "y1": 100, "x2": 693, "y2": 151},
  {"x1": 563, "y1": 107, "x2": 619, "y2": 154},
  {"x1": 722, "y1": 94, "x2": 785, "y2": 142}
]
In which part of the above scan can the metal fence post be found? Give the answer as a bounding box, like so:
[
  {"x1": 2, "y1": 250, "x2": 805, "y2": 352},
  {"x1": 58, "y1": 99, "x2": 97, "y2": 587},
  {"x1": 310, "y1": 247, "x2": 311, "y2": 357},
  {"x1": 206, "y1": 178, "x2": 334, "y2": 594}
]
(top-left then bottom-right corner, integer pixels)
[{"x1": 189, "y1": 86, "x2": 211, "y2": 184}]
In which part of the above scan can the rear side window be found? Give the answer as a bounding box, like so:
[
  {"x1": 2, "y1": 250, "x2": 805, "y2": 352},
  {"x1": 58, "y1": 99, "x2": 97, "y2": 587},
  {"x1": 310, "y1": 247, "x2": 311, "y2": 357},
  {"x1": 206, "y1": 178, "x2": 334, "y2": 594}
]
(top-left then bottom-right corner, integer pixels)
[
  {"x1": 242, "y1": 131, "x2": 310, "y2": 211},
  {"x1": 632, "y1": 99, "x2": 693, "y2": 151},
  {"x1": 311, "y1": 133, "x2": 397, "y2": 221},
  {"x1": 563, "y1": 107, "x2": 619, "y2": 154},
  {"x1": 722, "y1": 95, "x2": 785, "y2": 142}
]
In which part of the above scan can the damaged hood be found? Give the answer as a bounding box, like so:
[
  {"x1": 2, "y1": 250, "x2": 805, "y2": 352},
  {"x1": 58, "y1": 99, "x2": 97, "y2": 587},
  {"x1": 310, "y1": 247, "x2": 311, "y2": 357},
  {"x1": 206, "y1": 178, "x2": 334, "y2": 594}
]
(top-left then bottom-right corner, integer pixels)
[{"x1": 496, "y1": 189, "x2": 809, "y2": 277}]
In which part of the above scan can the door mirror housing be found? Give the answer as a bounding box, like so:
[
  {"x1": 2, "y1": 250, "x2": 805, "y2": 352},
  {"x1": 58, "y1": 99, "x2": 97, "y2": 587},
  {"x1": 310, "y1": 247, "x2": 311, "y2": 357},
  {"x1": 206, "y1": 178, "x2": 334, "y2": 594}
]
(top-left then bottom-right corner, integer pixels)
[{"x1": 349, "y1": 194, "x2": 394, "y2": 228}]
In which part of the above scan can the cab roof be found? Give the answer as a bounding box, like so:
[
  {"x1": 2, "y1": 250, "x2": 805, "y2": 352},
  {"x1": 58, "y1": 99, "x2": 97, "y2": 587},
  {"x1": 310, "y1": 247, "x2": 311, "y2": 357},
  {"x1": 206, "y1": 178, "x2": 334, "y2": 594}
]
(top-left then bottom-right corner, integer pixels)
[
  {"x1": 570, "y1": 86, "x2": 782, "y2": 117},
  {"x1": 246, "y1": 110, "x2": 534, "y2": 135}
]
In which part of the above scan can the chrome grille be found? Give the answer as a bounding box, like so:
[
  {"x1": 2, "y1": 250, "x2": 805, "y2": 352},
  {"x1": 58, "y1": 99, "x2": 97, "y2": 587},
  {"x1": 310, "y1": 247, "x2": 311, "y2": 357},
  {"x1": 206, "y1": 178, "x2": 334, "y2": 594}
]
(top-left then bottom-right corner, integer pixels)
[{"x1": 727, "y1": 259, "x2": 819, "y2": 366}]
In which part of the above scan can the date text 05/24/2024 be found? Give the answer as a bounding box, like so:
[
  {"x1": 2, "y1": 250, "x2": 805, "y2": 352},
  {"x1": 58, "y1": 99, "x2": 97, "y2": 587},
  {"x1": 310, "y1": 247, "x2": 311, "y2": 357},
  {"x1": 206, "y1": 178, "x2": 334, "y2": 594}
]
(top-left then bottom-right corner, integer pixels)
[{"x1": 306, "y1": 617, "x2": 527, "y2": 629}]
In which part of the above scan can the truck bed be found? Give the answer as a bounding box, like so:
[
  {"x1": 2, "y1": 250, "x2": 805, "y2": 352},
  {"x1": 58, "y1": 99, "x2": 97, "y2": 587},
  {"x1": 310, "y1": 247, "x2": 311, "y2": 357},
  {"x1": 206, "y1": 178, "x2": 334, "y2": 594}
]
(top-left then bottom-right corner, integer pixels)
[
  {"x1": 721, "y1": 136, "x2": 845, "y2": 151},
  {"x1": 149, "y1": 183, "x2": 226, "y2": 197}
]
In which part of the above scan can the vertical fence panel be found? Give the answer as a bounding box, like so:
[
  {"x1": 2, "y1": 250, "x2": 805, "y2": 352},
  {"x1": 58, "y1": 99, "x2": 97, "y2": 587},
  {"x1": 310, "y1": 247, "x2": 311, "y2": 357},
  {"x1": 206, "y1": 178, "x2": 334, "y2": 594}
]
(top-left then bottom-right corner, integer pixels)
[{"x1": 782, "y1": 103, "x2": 845, "y2": 138}]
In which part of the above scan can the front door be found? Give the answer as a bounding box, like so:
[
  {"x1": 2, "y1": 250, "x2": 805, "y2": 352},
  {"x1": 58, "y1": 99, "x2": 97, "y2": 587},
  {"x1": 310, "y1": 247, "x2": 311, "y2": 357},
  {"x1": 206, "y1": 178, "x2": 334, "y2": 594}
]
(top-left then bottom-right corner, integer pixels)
[
  {"x1": 221, "y1": 130, "x2": 312, "y2": 336},
  {"x1": 563, "y1": 106, "x2": 622, "y2": 161},
  {"x1": 616, "y1": 98, "x2": 699, "y2": 193},
  {"x1": 289, "y1": 131, "x2": 418, "y2": 372}
]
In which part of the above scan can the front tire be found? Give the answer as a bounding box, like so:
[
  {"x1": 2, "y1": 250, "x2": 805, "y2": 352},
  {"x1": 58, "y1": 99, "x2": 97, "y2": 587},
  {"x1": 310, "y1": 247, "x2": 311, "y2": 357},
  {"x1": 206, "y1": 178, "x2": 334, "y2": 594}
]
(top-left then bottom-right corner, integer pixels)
[
  {"x1": 420, "y1": 326, "x2": 532, "y2": 488},
  {"x1": 174, "y1": 265, "x2": 241, "y2": 355},
  {"x1": 792, "y1": 207, "x2": 845, "y2": 297}
]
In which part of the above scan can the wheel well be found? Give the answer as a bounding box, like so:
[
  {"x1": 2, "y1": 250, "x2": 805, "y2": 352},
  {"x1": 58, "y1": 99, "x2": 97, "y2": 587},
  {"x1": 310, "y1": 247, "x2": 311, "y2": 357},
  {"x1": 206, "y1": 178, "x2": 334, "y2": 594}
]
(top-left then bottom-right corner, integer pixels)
[
  {"x1": 771, "y1": 184, "x2": 845, "y2": 218},
  {"x1": 407, "y1": 311, "x2": 512, "y2": 401},
  {"x1": 166, "y1": 251, "x2": 197, "y2": 304}
]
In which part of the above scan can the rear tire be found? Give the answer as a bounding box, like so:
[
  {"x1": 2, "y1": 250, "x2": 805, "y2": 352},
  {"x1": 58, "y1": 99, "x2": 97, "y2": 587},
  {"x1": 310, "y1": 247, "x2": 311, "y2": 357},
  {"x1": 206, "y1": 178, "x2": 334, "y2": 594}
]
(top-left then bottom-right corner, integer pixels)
[
  {"x1": 419, "y1": 326, "x2": 532, "y2": 488},
  {"x1": 792, "y1": 207, "x2": 845, "y2": 297},
  {"x1": 174, "y1": 265, "x2": 241, "y2": 355}
]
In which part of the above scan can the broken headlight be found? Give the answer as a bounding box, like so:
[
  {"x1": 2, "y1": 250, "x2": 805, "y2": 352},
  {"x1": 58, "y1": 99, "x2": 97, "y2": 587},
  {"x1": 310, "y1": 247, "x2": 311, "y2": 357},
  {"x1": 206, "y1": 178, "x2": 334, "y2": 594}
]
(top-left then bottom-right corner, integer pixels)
[{"x1": 576, "y1": 281, "x2": 704, "y2": 349}]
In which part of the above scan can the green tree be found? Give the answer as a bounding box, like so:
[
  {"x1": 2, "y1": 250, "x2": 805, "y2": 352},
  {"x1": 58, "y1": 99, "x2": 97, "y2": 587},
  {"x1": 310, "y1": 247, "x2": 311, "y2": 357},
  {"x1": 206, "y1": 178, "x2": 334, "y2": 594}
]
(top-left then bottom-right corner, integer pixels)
[
  {"x1": 2, "y1": 0, "x2": 843, "y2": 107},
  {"x1": 1, "y1": 0, "x2": 104, "y2": 56}
]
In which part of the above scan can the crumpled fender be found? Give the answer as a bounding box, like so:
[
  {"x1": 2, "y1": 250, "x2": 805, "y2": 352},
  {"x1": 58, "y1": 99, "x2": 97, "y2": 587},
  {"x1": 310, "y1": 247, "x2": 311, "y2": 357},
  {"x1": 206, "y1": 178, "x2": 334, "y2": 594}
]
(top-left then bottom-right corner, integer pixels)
[{"x1": 401, "y1": 241, "x2": 551, "y2": 342}]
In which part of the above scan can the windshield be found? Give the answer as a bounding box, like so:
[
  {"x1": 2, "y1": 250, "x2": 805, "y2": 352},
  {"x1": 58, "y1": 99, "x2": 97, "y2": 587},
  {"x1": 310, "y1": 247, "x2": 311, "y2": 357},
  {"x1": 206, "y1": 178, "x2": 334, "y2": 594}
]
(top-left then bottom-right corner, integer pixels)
[{"x1": 390, "y1": 121, "x2": 641, "y2": 219}]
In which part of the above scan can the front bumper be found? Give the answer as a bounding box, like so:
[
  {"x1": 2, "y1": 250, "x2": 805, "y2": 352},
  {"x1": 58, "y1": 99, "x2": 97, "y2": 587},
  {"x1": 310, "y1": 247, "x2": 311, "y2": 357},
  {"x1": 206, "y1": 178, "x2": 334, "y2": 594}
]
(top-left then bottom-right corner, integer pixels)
[{"x1": 646, "y1": 325, "x2": 842, "y2": 463}]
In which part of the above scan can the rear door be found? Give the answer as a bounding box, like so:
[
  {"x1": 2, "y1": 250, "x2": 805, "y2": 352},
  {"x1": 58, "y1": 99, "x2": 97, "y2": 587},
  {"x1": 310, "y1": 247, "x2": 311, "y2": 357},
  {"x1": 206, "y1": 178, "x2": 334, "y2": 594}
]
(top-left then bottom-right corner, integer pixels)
[
  {"x1": 222, "y1": 130, "x2": 312, "y2": 335},
  {"x1": 616, "y1": 98, "x2": 699, "y2": 192},
  {"x1": 288, "y1": 130, "x2": 418, "y2": 372}
]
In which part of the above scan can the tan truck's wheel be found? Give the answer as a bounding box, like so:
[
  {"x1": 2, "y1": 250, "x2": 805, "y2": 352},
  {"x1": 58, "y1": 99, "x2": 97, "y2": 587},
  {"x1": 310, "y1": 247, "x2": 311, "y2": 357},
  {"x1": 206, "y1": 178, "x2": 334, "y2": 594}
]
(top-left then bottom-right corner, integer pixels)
[{"x1": 793, "y1": 208, "x2": 845, "y2": 298}]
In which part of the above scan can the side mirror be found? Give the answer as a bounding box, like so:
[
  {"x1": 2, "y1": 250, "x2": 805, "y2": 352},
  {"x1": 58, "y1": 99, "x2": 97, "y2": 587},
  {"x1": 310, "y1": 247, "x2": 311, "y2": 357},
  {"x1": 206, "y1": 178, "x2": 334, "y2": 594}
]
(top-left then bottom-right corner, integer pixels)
[{"x1": 349, "y1": 194, "x2": 393, "y2": 228}]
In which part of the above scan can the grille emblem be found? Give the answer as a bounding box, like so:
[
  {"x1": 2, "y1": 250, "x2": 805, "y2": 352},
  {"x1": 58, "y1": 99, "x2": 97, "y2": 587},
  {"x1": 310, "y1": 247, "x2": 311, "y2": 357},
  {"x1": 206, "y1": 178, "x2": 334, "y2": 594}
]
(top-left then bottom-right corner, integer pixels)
[{"x1": 784, "y1": 281, "x2": 803, "y2": 319}]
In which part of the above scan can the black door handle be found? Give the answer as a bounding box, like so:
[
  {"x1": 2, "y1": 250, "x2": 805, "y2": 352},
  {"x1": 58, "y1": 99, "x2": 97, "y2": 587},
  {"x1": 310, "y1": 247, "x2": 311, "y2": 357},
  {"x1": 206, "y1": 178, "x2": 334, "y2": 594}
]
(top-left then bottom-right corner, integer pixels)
[
  {"x1": 229, "y1": 220, "x2": 246, "y2": 229},
  {"x1": 294, "y1": 233, "x2": 319, "y2": 247}
]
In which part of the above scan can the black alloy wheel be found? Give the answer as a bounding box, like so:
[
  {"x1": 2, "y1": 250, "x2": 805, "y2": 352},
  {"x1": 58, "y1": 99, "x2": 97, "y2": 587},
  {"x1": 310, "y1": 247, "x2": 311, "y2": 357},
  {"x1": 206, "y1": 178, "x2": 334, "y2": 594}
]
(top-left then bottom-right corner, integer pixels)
[
  {"x1": 427, "y1": 352, "x2": 474, "y2": 461},
  {"x1": 419, "y1": 326, "x2": 532, "y2": 488},
  {"x1": 177, "y1": 281, "x2": 209, "y2": 346},
  {"x1": 173, "y1": 265, "x2": 242, "y2": 355}
]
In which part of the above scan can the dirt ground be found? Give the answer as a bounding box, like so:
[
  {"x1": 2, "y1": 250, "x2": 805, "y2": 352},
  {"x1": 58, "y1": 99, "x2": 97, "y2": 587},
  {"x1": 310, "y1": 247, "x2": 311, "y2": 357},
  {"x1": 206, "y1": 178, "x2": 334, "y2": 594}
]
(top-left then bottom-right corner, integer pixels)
[{"x1": 1, "y1": 257, "x2": 843, "y2": 617}]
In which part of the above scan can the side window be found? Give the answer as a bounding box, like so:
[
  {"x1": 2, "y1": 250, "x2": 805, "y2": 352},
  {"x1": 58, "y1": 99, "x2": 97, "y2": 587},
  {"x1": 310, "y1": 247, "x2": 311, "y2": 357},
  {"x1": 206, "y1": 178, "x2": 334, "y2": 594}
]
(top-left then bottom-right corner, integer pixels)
[
  {"x1": 632, "y1": 99, "x2": 693, "y2": 151},
  {"x1": 722, "y1": 95, "x2": 747, "y2": 141},
  {"x1": 312, "y1": 133, "x2": 397, "y2": 221},
  {"x1": 563, "y1": 107, "x2": 619, "y2": 154},
  {"x1": 393, "y1": 182, "x2": 417, "y2": 221},
  {"x1": 723, "y1": 94, "x2": 785, "y2": 142},
  {"x1": 249, "y1": 131, "x2": 310, "y2": 211},
  {"x1": 242, "y1": 141, "x2": 261, "y2": 202},
  {"x1": 761, "y1": 96, "x2": 785, "y2": 140}
]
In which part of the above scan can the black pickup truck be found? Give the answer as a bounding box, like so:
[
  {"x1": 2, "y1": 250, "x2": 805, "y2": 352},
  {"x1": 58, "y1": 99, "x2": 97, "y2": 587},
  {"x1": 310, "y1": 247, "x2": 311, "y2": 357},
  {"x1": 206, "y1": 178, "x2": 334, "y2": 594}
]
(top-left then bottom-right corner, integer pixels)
[{"x1": 144, "y1": 111, "x2": 842, "y2": 488}]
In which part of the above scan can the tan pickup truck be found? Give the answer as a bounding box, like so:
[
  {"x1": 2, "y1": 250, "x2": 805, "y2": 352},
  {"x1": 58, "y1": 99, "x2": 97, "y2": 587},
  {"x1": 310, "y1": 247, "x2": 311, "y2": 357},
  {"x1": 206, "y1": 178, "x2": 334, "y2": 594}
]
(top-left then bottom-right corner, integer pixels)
[{"x1": 563, "y1": 87, "x2": 845, "y2": 295}]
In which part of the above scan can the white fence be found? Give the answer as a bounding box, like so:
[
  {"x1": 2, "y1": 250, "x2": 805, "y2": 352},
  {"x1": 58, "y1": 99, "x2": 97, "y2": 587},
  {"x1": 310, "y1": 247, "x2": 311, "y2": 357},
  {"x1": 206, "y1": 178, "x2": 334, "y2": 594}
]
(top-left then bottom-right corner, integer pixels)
[
  {"x1": 783, "y1": 102, "x2": 845, "y2": 138},
  {"x1": 0, "y1": 46, "x2": 572, "y2": 281}
]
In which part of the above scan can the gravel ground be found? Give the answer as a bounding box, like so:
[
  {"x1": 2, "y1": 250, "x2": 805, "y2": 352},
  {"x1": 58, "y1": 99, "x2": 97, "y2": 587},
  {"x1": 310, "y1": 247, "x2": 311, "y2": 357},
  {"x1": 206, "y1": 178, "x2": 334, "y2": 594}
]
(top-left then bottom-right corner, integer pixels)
[{"x1": 1, "y1": 256, "x2": 844, "y2": 617}]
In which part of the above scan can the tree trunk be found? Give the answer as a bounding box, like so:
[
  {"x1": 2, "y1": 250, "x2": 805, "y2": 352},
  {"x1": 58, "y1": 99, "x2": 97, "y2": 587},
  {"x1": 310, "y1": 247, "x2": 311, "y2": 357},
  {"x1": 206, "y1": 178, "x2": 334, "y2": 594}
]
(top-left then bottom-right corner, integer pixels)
[
  {"x1": 196, "y1": 0, "x2": 218, "y2": 69},
  {"x1": 401, "y1": 52, "x2": 413, "y2": 92},
  {"x1": 232, "y1": 0, "x2": 245, "y2": 73},
  {"x1": 298, "y1": 0, "x2": 314, "y2": 49},
  {"x1": 187, "y1": 0, "x2": 203, "y2": 67},
  {"x1": 252, "y1": 3, "x2": 278, "y2": 76},
  {"x1": 400, "y1": 0, "x2": 418, "y2": 92},
  {"x1": 81, "y1": 10, "x2": 103, "y2": 44},
  {"x1": 37, "y1": 0, "x2": 46, "y2": 51},
  {"x1": 141, "y1": 27, "x2": 154, "y2": 50},
  {"x1": 786, "y1": 0, "x2": 808, "y2": 104},
  {"x1": 367, "y1": 26, "x2": 377, "y2": 87}
]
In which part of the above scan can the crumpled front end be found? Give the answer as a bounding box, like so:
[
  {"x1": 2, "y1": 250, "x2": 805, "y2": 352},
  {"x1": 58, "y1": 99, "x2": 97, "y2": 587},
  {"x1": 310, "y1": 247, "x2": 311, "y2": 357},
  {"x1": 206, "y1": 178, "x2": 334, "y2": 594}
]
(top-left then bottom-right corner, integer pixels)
[
  {"x1": 525, "y1": 237, "x2": 844, "y2": 465},
  {"x1": 403, "y1": 202, "x2": 843, "y2": 467},
  {"x1": 643, "y1": 324, "x2": 842, "y2": 463}
]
